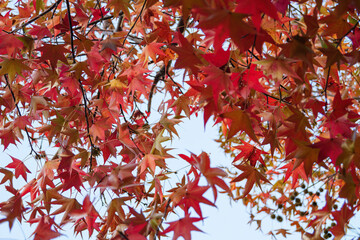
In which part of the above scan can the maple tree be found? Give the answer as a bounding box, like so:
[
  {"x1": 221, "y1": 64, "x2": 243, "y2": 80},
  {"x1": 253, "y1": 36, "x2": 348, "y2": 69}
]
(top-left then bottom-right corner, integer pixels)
[{"x1": 2, "y1": 0, "x2": 360, "y2": 239}]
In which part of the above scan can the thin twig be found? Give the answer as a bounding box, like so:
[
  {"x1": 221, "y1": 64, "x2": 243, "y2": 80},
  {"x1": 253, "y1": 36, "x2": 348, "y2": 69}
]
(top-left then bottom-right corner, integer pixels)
[
  {"x1": 263, "y1": 92, "x2": 291, "y2": 105},
  {"x1": 65, "y1": 0, "x2": 76, "y2": 64},
  {"x1": 11, "y1": 0, "x2": 63, "y2": 33},
  {"x1": 115, "y1": 12, "x2": 124, "y2": 32},
  {"x1": 323, "y1": 20, "x2": 360, "y2": 112},
  {"x1": 166, "y1": 72, "x2": 184, "y2": 94},
  {"x1": 147, "y1": 63, "x2": 168, "y2": 113},
  {"x1": 147, "y1": 16, "x2": 187, "y2": 113},
  {"x1": 110, "y1": 0, "x2": 148, "y2": 78},
  {"x1": 154, "y1": 198, "x2": 172, "y2": 239},
  {"x1": 119, "y1": 104, "x2": 145, "y2": 156},
  {"x1": 119, "y1": 231, "x2": 130, "y2": 240},
  {"x1": 4, "y1": 75, "x2": 41, "y2": 159},
  {"x1": 65, "y1": 0, "x2": 95, "y2": 171}
]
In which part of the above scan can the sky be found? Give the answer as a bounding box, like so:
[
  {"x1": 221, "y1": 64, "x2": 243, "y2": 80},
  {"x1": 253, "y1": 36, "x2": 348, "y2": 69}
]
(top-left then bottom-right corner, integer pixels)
[
  {"x1": 0, "y1": 1, "x2": 302, "y2": 239},
  {"x1": 0, "y1": 112, "x2": 293, "y2": 240}
]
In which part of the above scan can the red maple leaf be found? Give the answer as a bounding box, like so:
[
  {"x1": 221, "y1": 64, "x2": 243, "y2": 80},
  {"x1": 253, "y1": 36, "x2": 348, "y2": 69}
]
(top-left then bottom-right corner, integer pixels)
[
  {"x1": 180, "y1": 152, "x2": 231, "y2": 200},
  {"x1": 231, "y1": 164, "x2": 270, "y2": 196},
  {"x1": 32, "y1": 216, "x2": 62, "y2": 240},
  {"x1": 37, "y1": 44, "x2": 70, "y2": 68},
  {"x1": 235, "y1": 0, "x2": 279, "y2": 30},
  {"x1": 280, "y1": 160, "x2": 309, "y2": 188},
  {"x1": 6, "y1": 156, "x2": 31, "y2": 181},
  {"x1": 233, "y1": 140, "x2": 267, "y2": 166},
  {"x1": 202, "y1": 64, "x2": 232, "y2": 102},
  {"x1": 161, "y1": 210, "x2": 203, "y2": 240},
  {"x1": 70, "y1": 196, "x2": 100, "y2": 236},
  {"x1": 170, "y1": 32, "x2": 203, "y2": 73},
  {"x1": 220, "y1": 109, "x2": 259, "y2": 142},
  {"x1": 169, "y1": 178, "x2": 215, "y2": 217},
  {"x1": 28, "y1": 25, "x2": 52, "y2": 39}
]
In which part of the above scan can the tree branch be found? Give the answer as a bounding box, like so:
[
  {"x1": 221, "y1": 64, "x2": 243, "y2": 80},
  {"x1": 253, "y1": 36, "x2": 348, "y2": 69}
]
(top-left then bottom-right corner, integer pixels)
[
  {"x1": 11, "y1": 0, "x2": 63, "y2": 33},
  {"x1": 4, "y1": 75, "x2": 41, "y2": 159},
  {"x1": 147, "y1": 16, "x2": 188, "y2": 113},
  {"x1": 154, "y1": 198, "x2": 172, "y2": 239},
  {"x1": 324, "y1": 20, "x2": 359, "y2": 112},
  {"x1": 65, "y1": 0, "x2": 95, "y2": 171}
]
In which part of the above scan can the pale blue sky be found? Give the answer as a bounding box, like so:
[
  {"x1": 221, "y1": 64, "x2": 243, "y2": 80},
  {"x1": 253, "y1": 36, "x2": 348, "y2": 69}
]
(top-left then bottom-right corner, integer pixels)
[{"x1": 0, "y1": 112, "x2": 296, "y2": 240}]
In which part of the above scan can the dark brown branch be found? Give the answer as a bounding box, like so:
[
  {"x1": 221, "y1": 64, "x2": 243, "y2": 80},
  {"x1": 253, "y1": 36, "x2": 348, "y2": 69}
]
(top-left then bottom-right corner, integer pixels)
[
  {"x1": 166, "y1": 72, "x2": 184, "y2": 94},
  {"x1": 11, "y1": 0, "x2": 63, "y2": 33},
  {"x1": 132, "y1": 97, "x2": 149, "y2": 124},
  {"x1": 147, "y1": 16, "x2": 188, "y2": 113},
  {"x1": 115, "y1": 12, "x2": 124, "y2": 32},
  {"x1": 323, "y1": 20, "x2": 359, "y2": 112},
  {"x1": 154, "y1": 198, "x2": 172, "y2": 239},
  {"x1": 118, "y1": 231, "x2": 130, "y2": 240},
  {"x1": 119, "y1": 104, "x2": 145, "y2": 156},
  {"x1": 147, "y1": 63, "x2": 168, "y2": 113},
  {"x1": 262, "y1": 92, "x2": 291, "y2": 105},
  {"x1": 65, "y1": 0, "x2": 95, "y2": 171},
  {"x1": 4, "y1": 75, "x2": 41, "y2": 159},
  {"x1": 65, "y1": 0, "x2": 76, "y2": 64},
  {"x1": 110, "y1": 0, "x2": 148, "y2": 78}
]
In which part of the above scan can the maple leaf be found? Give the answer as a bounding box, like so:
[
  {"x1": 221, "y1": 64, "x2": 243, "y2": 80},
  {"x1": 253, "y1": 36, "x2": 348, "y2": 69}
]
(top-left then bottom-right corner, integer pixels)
[
  {"x1": 90, "y1": 7, "x2": 109, "y2": 23},
  {"x1": 141, "y1": 42, "x2": 165, "y2": 64},
  {"x1": 32, "y1": 216, "x2": 62, "y2": 240},
  {"x1": 196, "y1": 8, "x2": 255, "y2": 52},
  {"x1": 0, "y1": 168, "x2": 13, "y2": 185},
  {"x1": 220, "y1": 109, "x2": 258, "y2": 142},
  {"x1": 180, "y1": 152, "x2": 231, "y2": 200},
  {"x1": 293, "y1": 141, "x2": 320, "y2": 177},
  {"x1": 348, "y1": 27, "x2": 360, "y2": 49},
  {"x1": 107, "y1": 0, "x2": 134, "y2": 19},
  {"x1": 138, "y1": 154, "x2": 165, "y2": 175},
  {"x1": 233, "y1": 140, "x2": 267, "y2": 166},
  {"x1": 0, "y1": 33, "x2": 23, "y2": 56},
  {"x1": 170, "y1": 94, "x2": 191, "y2": 118},
  {"x1": 121, "y1": 64, "x2": 151, "y2": 95},
  {"x1": 0, "y1": 127, "x2": 18, "y2": 150},
  {"x1": 0, "y1": 187, "x2": 26, "y2": 229},
  {"x1": 106, "y1": 197, "x2": 132, "y2": 225},
  {"x1": 273, "y1": 0, "x2": 291, "y2": 14},
  {"x1": 232, "y1": 65, "x2": 268, "y2": 98},
  {"x1": 161, "y1": 211, "x2": 203, "y2": 240},
  {"x1": 319, "y1": 39, "x2": 347, "y2": 69},
  {"x1": 90, "y1": 118, "x2": 112, "y2": 140},
  {"x1": 202, "y1": 47, "x2": 230, "y2": 68},
  {"x1": 170, "y1": 32, "x2": 203, "y2": 73},
  {"x1": 169, "y1": 177, "x2": 215, "y2": 217},
  {"x1": 151, "y1": 129, "x2": 171, "y2": 156},
  {"x1": 6, "y1": 156, "x2": 31, "y2": 181},
  {"x1": 312, "y1": 136, "x2": 343, "y2": 164},
  {"x1": 159, "y1": 113, "x2": 181, "y2": 137},
  {"x1": 235, "y1": 0, "x2": 279, "y2": 30},
  {"x1": 255, "y1": 55, "x2": 299, "y2": 81},
  {"x1": 231, "y1": 164, "x2": 270, "y2": 197},
  {"x1": 323, "y1": 114, "x2": 357, "y2": 139},
  {"x1": 51, "y1": 197, "x2": 81, "y2": 225},
  {"x1": 329, "y1": 204, "x2": 354, "y2": 239},
  {"x1": 275, "y1": 228, "x2": 291, "y2": 238},
  {"x1": 202, "y1": 64, "x2": 232, "y2": 102},
  {"x1": 37, "y1": 44, "x2": 70, "y2": 68},
  {"x1": 28, "y1": 25, "x2": 52, "y2": 39},
  {"x1": 58, "y1": 168, "x2": 85, "y2": 192},
  {"x1": 70, "y1": 196, "x2": 100, "y2": 236},
  {"x1": 280, "y1": 160, "x2": 309, "y2": 188},
  {"x1": 0, "y1": 58, "x2": 31, "y2": 80}
]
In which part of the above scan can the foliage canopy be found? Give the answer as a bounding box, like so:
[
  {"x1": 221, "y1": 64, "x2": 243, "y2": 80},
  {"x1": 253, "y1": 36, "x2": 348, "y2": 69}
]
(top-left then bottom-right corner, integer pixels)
[{"x1": 1, "y1": 0, "x2": 360, "y2": 239}]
